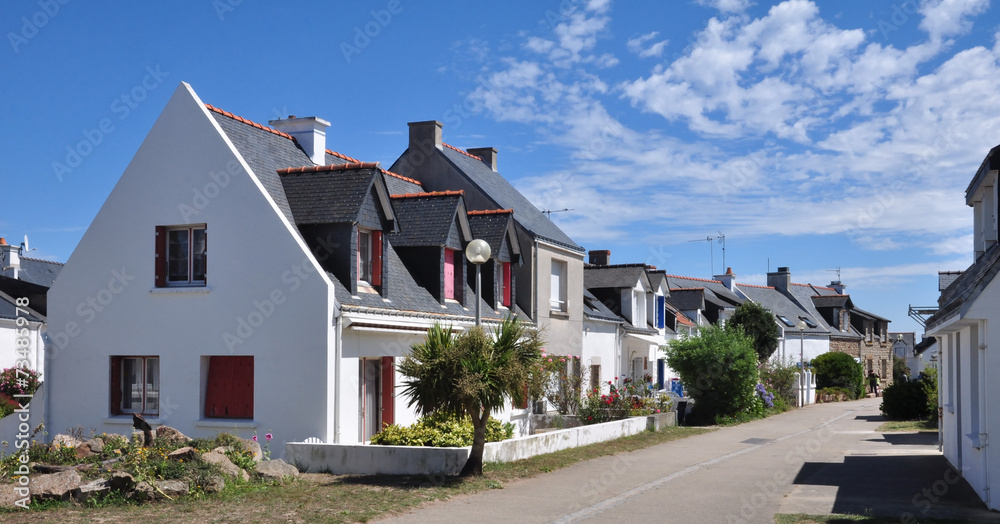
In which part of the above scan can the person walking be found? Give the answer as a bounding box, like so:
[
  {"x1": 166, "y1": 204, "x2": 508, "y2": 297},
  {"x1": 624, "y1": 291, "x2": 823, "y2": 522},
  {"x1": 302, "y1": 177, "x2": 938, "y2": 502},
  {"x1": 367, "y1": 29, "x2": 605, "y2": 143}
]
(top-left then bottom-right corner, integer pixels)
[{"x1": 868, "y1": 371, "x2": 879, "y2": 396}]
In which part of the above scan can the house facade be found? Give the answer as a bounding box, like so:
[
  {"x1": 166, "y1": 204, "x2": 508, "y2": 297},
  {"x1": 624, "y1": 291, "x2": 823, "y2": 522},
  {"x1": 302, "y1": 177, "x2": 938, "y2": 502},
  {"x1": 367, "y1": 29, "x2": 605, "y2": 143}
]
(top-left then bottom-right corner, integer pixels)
[
  {"x1": 925, "y1": 143, "x2": 1000, "y2": 510},
  {"x1": 46, "y1": 83, "x2": 549, "y2": 453}
]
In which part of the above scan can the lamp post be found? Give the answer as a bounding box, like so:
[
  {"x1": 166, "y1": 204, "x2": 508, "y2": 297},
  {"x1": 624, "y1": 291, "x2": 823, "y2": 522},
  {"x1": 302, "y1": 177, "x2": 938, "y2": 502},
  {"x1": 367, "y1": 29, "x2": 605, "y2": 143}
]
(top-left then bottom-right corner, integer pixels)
[
  {"x1": 465, "y1": 239, "x2": 491, "y2": 326},
  {"x1": 796, "y1": 319, "x2": 808, "y2": 407}
]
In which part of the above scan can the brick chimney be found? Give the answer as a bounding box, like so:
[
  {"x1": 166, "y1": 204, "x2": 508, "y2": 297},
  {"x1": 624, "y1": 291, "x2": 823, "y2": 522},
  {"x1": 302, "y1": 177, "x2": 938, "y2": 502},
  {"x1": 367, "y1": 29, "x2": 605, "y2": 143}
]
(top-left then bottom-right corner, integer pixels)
[
  {"x1": 269, "y1": 115, "x2": 331, "y2": 165},
  {"x1": 408, "y1": 120, "x2": 443, "y2": 154},
  {"x1": 467, "y1": 147, "x2": 498, "y2": 171},
  {"x1": 767, "y1": 266, "x2": 791, "y2": 292},
  {"x1": 588, "y1": 250, "x2": 610, "y2": 266},
  {"x1": 829, "y1": 280, "x2": 846, "y2": 294},
  {"x1": 715, "y1": 267, "x2": 736, "y2": 292},
  {"x1": 0, "y1": 238, "x2": 19, "y2": 280}
]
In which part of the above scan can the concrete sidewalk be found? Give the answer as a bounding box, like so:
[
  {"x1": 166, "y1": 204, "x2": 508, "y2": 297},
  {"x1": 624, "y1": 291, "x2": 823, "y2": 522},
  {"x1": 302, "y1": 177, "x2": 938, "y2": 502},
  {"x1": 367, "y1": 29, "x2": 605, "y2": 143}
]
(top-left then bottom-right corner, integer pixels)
[{"x1": 375, "y1": 398, "x2": 999, "y2": 523}]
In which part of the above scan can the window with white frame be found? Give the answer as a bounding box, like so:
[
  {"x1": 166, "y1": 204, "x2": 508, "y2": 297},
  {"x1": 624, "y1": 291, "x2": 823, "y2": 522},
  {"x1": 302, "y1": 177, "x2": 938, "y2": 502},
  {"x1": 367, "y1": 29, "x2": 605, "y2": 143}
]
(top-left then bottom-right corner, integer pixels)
[
  {"x1": 155, "y1": 226, "x2": 206, "y2": 286},
  {"x1": 111, "y1": 356, "x2": 159, "y2": 416},
  {"x1": 550, "y1": 259, "x2": 568, "y2": 312},
  {"x1": 358, "y1": 229, "x2": 383, "y2": 286}
]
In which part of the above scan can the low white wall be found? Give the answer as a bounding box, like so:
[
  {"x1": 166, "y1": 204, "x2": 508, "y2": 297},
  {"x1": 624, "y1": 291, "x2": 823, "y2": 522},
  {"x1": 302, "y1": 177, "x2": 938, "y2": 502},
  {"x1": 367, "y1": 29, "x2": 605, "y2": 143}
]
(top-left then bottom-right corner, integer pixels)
[
  {"x1": 0, "y1": 382, "x2": 45, "y2": 448},
  {"x1": 286, "y1": 442, "x2": 470, "y2": 475},
  {"x1": 287, "y1": 412, "x2": 676, "y2": 475}
]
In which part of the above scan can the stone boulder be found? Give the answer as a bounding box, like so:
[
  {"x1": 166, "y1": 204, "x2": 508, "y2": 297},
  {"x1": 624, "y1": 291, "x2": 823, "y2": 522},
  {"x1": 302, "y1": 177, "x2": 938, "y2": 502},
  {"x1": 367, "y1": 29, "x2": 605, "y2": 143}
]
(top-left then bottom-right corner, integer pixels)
[
  {"x1": 108, "y1": 471, "x2": 136, "y2": 492},
  {"x1": 154, "y1": 425, "x2": 191, "y2": 445},
  {"x1": 50, "y1": 434, "x2": 82, "y2": 450},
  {"x1": 167, "y1": 446, "x2": 200, "y2": 462},
  {"x1": 201, "y1": 451, "x2": 249, "y2": 482},
  {"x1": 134, "y1": 479, "x2": 190, "y2": 500},
  {"x1": 242, "y1": 438, "x2": 263, "y2": 462},
  {"x1": 201, "y1": 475, "x2": 225, "y2": 493},
  {"x1": 73, "y1": 478, "x2": 110, "y2": 503},
  {"x1": 31, "y1": 469, "x2": 81, "y2": 501},
  {"x1": 0, "y1": 483, "x2": 28, "y2": 508},
  {"x1": 75, "y1": 438, "x2": 104, "y2": 459},
  {"x1": 255, "y1": 459, "x2": 299, "y2": 481}
]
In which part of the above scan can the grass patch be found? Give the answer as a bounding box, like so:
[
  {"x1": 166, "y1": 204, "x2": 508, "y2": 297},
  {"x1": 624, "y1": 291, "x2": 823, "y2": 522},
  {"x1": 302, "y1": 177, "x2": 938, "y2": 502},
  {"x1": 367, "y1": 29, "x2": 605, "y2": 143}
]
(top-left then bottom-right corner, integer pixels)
[
  {"x1": 1, "y1": 426, "x2": 711, "y2": 523},
  {"x1": 776, "y1": 514, "x2": 980, "y2": 523},
  {"x1": 875, "y1": 419, "x2": 938, "y2": 432}
]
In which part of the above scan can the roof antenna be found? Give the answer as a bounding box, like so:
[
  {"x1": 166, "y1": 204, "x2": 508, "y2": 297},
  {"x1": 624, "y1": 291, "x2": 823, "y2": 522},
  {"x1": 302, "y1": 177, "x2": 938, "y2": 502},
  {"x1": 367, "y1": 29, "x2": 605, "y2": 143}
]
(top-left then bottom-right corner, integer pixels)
[
  {"x1": 826, "y1": 266, "x2": 841, "y2": 282},
  {"x1": 688, "y1": 235, "x2": 715, "y2": 275},
  {"x1": 542, "y1": 208, "x2": 573, "y2": 217},
  {"x1": 21, "y1": 235, "x2": 36, "y2": 254},
  {"x1": 717, "y1": 232, "x2": 726, "y2": 272}
]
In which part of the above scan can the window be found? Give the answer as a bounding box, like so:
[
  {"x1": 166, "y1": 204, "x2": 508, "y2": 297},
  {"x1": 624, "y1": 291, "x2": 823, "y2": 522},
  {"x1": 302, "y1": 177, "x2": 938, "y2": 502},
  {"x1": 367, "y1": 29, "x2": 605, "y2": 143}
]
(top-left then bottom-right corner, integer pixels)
[
  {"x1": 776, "y1": 315, "x2": 794, "y2": 327},
  {"x1": 550, "y1": 259, "x2": 568, "y2": 312},
  {"x1": 155, "y1": 226, "x2": 206, "y2": 286},
  {"x1": 111, "y1": 356, "x2": 159, "y2": 415},
  {"x1": 444, "y1": 248, "x2": 456, "y2": 299},
  {"x1": 798, "y1": 316, "x2": 817, "y2": 328},
  {"x1": 500, "y1": 261, "x2": 512, "y2": 308},
  {"x1": 358, "y1": 229, "x2": 383, "y2": 285},
  {"x1": 204, "y1": 356, "x2": 254, "y2": 419}
]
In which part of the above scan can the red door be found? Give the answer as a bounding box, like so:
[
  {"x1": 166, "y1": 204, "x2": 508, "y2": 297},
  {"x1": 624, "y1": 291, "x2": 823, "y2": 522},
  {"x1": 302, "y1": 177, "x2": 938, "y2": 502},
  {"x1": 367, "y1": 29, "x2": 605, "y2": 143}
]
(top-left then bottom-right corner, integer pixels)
[{"x1": 444, "y1": 249, "x2": 455, "y2": 299}]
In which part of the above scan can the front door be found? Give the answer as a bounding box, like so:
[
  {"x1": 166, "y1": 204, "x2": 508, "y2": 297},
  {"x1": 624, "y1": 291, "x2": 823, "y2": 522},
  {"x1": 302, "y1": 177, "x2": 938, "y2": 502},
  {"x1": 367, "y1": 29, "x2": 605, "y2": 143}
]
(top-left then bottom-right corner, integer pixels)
[{"x1": 359, "y1": 359, "x2": 381, "y2": 442}]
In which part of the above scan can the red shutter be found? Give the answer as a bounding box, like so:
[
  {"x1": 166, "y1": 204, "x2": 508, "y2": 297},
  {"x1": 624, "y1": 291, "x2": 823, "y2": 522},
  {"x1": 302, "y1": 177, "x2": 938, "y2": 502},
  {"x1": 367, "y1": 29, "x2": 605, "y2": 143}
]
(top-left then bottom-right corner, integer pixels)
[
  {"x1": 205, "y1": 356, "x2": 254, "y2": 419},
  {"x1": 110, "y1": 357, "x2": 122, "y2": 415},
  {"x1": 380, "y1": 356, "x2": 394, "y2": 427},
  {"x1": 357, "y1": 229, "x2": 362, "y2": 281},
  {"x1": 443, "y1": 249, "x2": 455, "y2": 299},
  {"x1": 154, "y1": 226, "x2": 166, "y2": 287},
  {"x1": 502, "y1": 262, "x2": 512, "y2": 307},
  {"x1": 371, "y1": 231, "x2": 382, "y2": 286}
]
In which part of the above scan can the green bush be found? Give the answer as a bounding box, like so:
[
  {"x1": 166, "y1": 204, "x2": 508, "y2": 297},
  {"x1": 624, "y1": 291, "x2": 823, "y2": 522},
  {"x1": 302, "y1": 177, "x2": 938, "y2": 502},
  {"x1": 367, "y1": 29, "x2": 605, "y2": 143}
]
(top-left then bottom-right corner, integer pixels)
[
  {"x1": 369, "y1": 411, "x2": 513, "y2": 447},
  {"x1": 881, "y1": 369, "x2": 938, "y2": 421},
  {"x1": 812, "y1": 351, "x2": 865, "y2": 399},
  {"x1": 664, "y1": 324, "x2": 759, "y2": 424},
  {"x1": 760, "y1": 358, "x2": 799, "y2": 406}
]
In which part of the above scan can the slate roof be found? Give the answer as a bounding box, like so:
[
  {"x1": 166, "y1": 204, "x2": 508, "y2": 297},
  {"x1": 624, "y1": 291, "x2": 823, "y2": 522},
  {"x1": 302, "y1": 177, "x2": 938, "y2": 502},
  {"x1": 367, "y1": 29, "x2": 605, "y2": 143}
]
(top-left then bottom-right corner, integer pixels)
[
  {"x1": 852, "y1": 306, "x2": 890, "y2": 323},
  {"x1": 585, "y1": 264, "x2": 650, "y2": 290},
  {"x1": 9, "y1": 257, "x2": 62, "y2": 288},
  {"x1": 647, "y1": 270, "x2": 668, "y2": 292},
  {"x1": 914, "y1": 337, "x2": 936, "y2": 355},
  {"x1": 0, "y1": 289, "x2": 43, "y2": 322},
  {"x1": 466, "y1": 210, "x2": 516, "y2": 261},
  {"x1": 382, "y1": 170, "x2": 424, "y2": 195},
  {"x1": 583, "y1": 289, "x2": 622, "y2": 322},
  {"x1": 279, "y1": 165, "x2": 386, "y2": 225},
  {"x1": 784, "y1": 283, "x2": 840, "y2": 332},
  {"x1": 666, "y1": 288, "x2": 705, "y2": 312},
  {"x1": 928, "y1": 241, "x2": 1000, "y2": 329},
  {"x1": 436, "y1": 146, "x2": 583, "y2": 252},
  {"x1": 737, "y1": 284, "x2": 828, "y2": 335},
  {"x1": 811, "y1": 295, "x2": 853, "y2": 309},
  {"x1": 665, "y1": 275, "x2": 743, "y2": 306},
  {"x1": 388, "y1": 192, "x2": 468, "y2": 247}
]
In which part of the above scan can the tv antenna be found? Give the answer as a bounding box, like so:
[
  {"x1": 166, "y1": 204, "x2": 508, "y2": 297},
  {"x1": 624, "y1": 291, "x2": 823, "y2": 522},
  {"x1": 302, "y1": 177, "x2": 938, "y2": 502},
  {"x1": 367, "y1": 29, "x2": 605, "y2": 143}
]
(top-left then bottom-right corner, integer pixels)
[
  {"x1": 688, "y1": 232, "x2": 726, "y2": 275},
  {"x1": 542, "y1": 208, "x2": 573, "y2": 217},
  {"x1": 826, "y1": 266, "x2": 841, "y2": 282}
]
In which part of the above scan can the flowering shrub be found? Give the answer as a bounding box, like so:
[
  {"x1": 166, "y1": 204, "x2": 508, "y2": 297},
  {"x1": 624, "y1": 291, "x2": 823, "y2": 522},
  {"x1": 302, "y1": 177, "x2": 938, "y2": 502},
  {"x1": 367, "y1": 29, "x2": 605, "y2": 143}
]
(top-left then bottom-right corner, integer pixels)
[
  {"x1": 528, "y1": 351, "x2": 583, "y2": 414},
  {"x1": 760, "y1": 358, "x2": 798, "y2": 407},
  {"x1": 0, "y1": 367, "x2": 41, "y2": 402},
  {"x1": 0, "y1": 394, "x2": 21, "y2": 419},
  {"x1": 755, "y1": 383, "x2": 774, "y2": 408},
  {"x1": 370, "y1": 411, "x2": 513, "y2": 447},
  {"x1": 578, "y1": 377, "x2": 672, "y2": 425}
]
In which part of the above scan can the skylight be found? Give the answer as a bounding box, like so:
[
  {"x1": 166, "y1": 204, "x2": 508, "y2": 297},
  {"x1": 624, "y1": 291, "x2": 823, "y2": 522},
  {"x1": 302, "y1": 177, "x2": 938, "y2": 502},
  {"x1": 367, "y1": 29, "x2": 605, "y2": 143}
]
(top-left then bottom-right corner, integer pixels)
[
  {"x1": 799, "y1": 316, "x2": 817, "y2": 328},
  {"x1": 776, "y1": 315, "x2": 794, "y2": 327}
]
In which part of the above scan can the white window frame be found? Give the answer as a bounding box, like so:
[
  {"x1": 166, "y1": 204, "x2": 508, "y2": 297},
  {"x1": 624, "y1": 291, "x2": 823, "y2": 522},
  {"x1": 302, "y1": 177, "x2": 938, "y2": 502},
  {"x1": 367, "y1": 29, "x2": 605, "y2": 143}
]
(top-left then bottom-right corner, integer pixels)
[
  {"x1": 120, "y1": 356, "x2": 159, "y2": 415},
  {"x1": 358, "y1": 229, "x2": 373, "y2": 283},
  {"x1": 550, "y1": 259, "x2": 568, "y2": 312},
  {"x1": 167, "y1": 226, "x2": 206, "y2": 286}
]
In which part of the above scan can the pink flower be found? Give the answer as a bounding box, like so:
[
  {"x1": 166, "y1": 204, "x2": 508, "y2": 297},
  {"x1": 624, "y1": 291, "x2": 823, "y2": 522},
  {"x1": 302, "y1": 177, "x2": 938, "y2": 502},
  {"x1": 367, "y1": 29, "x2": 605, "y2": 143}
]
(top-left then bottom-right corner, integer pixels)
[
  {"x1": 265, "y1": 433, "x2": 273, "y2": 441},
  {"x1": 252, "y1": 435, "x2": 258, "y2": 442},
  {"x1": 548, "y1": 358, "x2": 552, "y2": 362}
]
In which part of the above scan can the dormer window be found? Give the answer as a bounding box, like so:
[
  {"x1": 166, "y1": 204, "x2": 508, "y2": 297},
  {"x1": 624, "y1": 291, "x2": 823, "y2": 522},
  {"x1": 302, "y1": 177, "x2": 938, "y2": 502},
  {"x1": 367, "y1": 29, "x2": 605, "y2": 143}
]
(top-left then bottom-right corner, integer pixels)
[
  {"x1": 776, "y1": 315, "x2": 795, "y2": 327},
  {"x1": 499, "y1": 261, "x2": 512, "y2": 308},
  {"x1": 358, "y1": 229, "x2": 382, "y2": 286},
  {"x1": 444, "y1": 248, "x2": 457, "y2": 300}
]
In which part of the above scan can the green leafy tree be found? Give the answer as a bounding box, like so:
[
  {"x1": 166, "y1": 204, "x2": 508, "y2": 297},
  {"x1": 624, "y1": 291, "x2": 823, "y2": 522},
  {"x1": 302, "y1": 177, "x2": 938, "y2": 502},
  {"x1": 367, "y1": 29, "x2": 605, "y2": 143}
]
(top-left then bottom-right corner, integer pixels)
[
  {"x1": 398, "y1": 315, "x2": 543, "y2": 476},
  {"x1": 727, "y1": 302, "x2": 781, "y2": 362},
  {"x1": 812, "y1": 351, "x2": 865, "y2": 399},
  {"x1": 664, "y1": 325, "x2": 760, "y2": 424}
]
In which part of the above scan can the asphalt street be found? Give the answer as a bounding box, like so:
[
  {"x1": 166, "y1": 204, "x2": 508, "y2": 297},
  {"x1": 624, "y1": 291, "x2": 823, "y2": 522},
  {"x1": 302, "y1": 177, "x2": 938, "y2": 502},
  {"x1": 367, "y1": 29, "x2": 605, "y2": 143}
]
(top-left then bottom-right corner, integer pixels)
[{"x1": 376, "y1": 397, "x2": 1000, "y2": 523}]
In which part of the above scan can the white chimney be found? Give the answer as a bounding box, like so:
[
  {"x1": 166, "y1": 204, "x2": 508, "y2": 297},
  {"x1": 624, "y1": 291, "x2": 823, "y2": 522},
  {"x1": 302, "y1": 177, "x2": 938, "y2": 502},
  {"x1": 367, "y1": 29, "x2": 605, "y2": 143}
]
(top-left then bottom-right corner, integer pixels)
[
  {"x1": 269, "y1": 115, "x2": 331, "y2": 165},
  {"x1": 715, "y1": 267, "x2": 736, "y2": 292},
  {"x1": 0, "y1": 238, "x2": 19, "y2": 280}
]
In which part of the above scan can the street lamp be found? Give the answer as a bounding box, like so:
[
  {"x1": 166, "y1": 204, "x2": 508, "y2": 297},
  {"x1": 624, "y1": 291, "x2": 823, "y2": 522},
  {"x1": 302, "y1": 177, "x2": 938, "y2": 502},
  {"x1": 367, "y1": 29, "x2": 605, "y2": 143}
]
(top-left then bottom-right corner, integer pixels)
[
  {"x1": 796, "y1": 319, "x2": 808, "y2": 407},
  {"x1": 465, "y1": 239, "x2": 491, "y2": 326}
]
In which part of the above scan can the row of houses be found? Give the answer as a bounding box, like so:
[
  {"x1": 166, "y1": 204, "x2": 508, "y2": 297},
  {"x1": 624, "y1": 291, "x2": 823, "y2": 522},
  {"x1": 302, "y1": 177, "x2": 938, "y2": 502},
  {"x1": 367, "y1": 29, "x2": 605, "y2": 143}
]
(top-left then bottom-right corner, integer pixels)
[{"x1": 9, "y1": 83, "x2": 895, "y2": 456}]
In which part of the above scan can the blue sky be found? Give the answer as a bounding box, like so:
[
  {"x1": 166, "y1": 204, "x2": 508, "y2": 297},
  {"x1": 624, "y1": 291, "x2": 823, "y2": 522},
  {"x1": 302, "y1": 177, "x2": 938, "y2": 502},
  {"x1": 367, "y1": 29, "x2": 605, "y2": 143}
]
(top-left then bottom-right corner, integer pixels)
[{"x1": 3, "y1": 0, "x2": 998, "y2": 335}]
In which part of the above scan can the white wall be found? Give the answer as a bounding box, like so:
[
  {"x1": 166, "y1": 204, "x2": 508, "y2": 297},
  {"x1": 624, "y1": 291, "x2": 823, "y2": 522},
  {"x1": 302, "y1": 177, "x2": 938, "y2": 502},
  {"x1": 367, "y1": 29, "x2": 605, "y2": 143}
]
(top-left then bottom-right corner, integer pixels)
[
  {"x1": 0, "y1": 318, "x2": 44, "y2": 378},
  {"x1": 46, "y1": 83, "x2": 335, "y2": 457},
  {"x1": 774, "y1": 335, "x2": 828, "y2": 366},
  {"x1": 582, "y1": 319, "x2": 618, "y2": 394}
]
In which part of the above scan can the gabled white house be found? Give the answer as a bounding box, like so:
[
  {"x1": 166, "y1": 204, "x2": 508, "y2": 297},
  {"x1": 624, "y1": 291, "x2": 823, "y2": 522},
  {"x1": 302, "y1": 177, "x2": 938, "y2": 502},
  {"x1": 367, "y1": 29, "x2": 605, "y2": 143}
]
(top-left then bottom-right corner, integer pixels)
[{"x1": 925, "y1": 143, "x2": 1000, "y2": 510}]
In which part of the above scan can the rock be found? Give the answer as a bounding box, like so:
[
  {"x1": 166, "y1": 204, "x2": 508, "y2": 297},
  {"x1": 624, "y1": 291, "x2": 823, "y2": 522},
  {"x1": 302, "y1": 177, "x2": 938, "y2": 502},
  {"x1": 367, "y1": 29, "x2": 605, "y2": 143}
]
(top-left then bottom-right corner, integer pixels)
[
  {"x1": 255, "y1": 459, "x2": 299, "y2": 481},
  {"x1": 108, "y1": 471, "x2": 136, "y2": 492},
  {"x1": 0, "y1": 483, "x2": 29, "y2": 509},
  {"x1": 131, "y1": 481, "x2": 154, "y2": 502},
  {"x1": 167, "y1": 446, "x2": 200, "y2": 462},
  {"x1": 75, "y1": 442, "x2": 96, "y2": 459},
  {"x1": 50, "y1": 434, "x2": 82, "y2": 450},
  {"x1": 31, "y1": 469, "x2": 81, "y2": 501},
  {"x1": 156, "y1": 479, "x2": 189, "y2": 498},
  {"x1": 201, "y1": 451, "x2": 249, "y2": 481},
  {"x1": 242, "y1": 438, "x2": 263, "y2": 462},
  {"x1": 73, "y1": 478, "x2": 110, "y2": 503},
  {"x1": 154, "y1": 425, "x2": 191, "y2": 445},
  {"x1": 201, "y1": 475, "x2": 225, "y2": 493},
  {"x1": 84, "y1": 438, "x2": 104, "y2": 453},
  {"x1": 211, "y1": 446, "x2": 233, "y2": 455},
  {"x1": 32, "y1": 464, "x2": 75, "y2": 474}
]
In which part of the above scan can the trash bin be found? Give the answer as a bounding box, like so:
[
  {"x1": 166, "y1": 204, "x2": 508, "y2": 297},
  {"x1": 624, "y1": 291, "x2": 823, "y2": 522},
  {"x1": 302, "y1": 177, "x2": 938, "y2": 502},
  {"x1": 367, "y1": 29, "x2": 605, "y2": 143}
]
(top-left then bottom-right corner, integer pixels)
[
  {"x1": 670, "y1": 378, "x2": 683, "y2": 397},
  {"x1": 675, "y1": 400, "x2": 687, "y2": 425}
]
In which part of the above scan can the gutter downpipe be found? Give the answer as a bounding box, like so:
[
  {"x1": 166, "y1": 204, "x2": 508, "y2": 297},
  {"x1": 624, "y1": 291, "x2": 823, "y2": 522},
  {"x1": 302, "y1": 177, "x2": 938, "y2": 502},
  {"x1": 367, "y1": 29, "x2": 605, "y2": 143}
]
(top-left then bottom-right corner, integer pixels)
[{"x1": 334, "y1": 309, "x2": 343, "y2": 444}]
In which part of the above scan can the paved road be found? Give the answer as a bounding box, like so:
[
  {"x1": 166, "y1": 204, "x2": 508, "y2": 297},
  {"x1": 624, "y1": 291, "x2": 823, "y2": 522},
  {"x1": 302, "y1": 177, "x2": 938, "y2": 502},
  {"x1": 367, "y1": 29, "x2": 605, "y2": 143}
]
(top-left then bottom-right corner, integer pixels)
[{"x1": 377, "y1": 397, "x2": 999, "y2": 523}]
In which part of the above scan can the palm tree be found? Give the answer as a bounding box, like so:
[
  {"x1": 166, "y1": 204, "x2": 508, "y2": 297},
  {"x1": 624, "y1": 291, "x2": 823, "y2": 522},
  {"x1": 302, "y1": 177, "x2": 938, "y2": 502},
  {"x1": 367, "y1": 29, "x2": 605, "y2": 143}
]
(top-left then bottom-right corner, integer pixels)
[{"x1": 398, "y1": 315, "x2": 543, "y2": 476}]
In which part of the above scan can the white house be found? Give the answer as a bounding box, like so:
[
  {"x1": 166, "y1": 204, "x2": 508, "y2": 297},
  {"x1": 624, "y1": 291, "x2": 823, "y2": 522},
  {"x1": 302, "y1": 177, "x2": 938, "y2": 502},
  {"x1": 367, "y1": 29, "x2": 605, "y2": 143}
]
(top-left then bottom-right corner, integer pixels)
[
  {"x1": 925, "y1": 143, "x2": 1000, "y2": 510},
  {"x1": 46, "y1": 83, "x2": 579, "y2": 452}
]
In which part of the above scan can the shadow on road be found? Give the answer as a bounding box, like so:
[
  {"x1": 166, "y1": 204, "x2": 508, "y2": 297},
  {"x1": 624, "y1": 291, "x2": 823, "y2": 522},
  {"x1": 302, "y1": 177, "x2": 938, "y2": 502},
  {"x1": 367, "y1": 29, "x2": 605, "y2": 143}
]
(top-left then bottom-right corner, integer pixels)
[
  {"x1": 867, "y1": 432, "x2": 938, "y2": 447},
  {"x1": 791, "y1": 454, "x2": 998, "y2": 521}
]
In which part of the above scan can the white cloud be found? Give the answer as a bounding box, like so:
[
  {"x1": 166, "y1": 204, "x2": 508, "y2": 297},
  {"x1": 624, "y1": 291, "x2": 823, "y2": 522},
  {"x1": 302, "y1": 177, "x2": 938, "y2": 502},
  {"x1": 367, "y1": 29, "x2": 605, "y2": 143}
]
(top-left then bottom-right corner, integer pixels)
[
  {"x1": 627, "y1": 31, "x2": 669, "y2": 58},
  {"x1": 919, "y1": 0, "x2": 989, "y2": 41},
  {"x1": 696, "y1": 0, "x2": 754, "y2": 13}
]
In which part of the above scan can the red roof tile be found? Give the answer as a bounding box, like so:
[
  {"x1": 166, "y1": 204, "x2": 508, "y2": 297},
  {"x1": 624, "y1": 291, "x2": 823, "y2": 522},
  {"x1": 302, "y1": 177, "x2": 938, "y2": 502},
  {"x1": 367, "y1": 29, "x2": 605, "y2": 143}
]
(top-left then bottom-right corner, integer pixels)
[
  {"x1": 675, "y1": 313, "x2": 696, "y2": 326},
  {"x1": 737, "y1": 283, "x2": 774, "y2": 289},
  {"x1": 380, "y1": 168, "x2": 422, "y2": 186},
  {"x1": 665, "y1": 274, "x2": 724, "y2": 284},
  {"x1": 325, "y1": 149, "x2": 362, "y2": 163},
  {"x1": 443, "y1": 142, "x2": 483, "y2": 161},
  {"x1": 791, "y1": 282, "x2": 836, "y2": 291},
  {"x1": 204, "y1": 104, "x2": 295, "y2": 141},
  {"x1": 390, "y1": 190, "x2": 465, "y2": 199},
  {"x1": 277, "y1": 162, "x2": 381, "y2": 175},
  {"x1": 467, "y1": 209, "x2": 513, "y2": 216}
]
